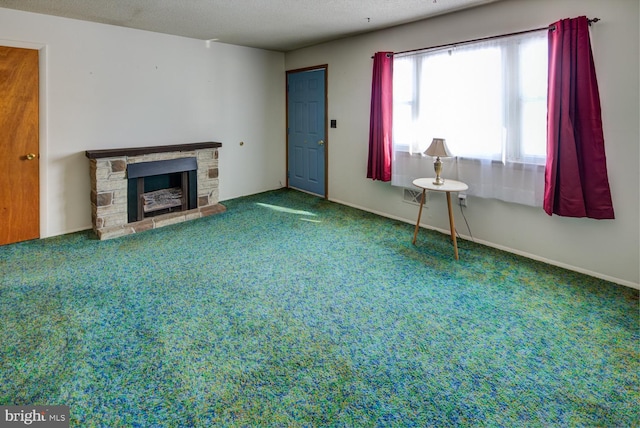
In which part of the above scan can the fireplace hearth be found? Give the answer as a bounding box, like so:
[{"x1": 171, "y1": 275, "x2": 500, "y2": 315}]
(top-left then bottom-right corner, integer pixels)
[{"x1": 86, "y1": 142, "x2": 224, "y2": 239}]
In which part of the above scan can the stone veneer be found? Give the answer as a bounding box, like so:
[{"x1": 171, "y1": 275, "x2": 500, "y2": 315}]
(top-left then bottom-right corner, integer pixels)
[{"x1": 86, "y1": 142, "x2": 225, "y2": 240}]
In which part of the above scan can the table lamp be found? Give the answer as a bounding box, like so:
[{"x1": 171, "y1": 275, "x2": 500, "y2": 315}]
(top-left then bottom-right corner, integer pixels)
[{"x1": 424, "y1": 138, "x2": 452, "y2": 185}]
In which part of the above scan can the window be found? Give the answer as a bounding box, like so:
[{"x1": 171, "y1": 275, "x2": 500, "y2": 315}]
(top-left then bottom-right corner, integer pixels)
[{"x1": 391, "y1": 31, "x2": 548, "y2": 206}]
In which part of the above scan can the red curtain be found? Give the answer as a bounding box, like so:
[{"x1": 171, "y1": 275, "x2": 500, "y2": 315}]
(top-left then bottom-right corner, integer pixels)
[
  {"x1": 544, "y1": 16, "x2": 614, "y2": 219},
  {"x1": 367, "y1": 52, "x2": 393, "y2": 182}
]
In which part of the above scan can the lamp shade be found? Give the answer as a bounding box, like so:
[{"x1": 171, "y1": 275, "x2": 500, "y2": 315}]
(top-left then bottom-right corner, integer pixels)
[{"x1": 424, "y1": 138, "x2": 452, "y2": 158}]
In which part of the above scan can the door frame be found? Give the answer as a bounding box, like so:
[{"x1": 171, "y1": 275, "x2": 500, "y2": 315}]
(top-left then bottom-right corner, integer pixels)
[
  {"x1": 286, "y1": 64, "x2": 328, "y2": 199},
  {"x1": 1, "y1": 40, "x2": 47, "y2": 239}
]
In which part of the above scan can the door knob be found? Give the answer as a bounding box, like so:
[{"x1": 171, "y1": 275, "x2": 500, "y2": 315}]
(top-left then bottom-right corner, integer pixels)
[
  {"x1": 26, "y1": 153, "x2": 37, "y2": 160},
  {"x1": 318, "y1": 140, "x2": 324, "y2": 146}
]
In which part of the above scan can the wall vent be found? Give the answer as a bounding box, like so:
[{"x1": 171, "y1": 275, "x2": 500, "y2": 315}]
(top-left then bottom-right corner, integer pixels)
[{"x1": 403, "y1": 188, "x2": 424, "y2": 205}]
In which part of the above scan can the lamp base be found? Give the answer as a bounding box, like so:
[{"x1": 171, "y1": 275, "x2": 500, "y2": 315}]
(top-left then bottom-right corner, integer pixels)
[{"x1": 432, "y1": 157, "x2": 445, "y2": 185}]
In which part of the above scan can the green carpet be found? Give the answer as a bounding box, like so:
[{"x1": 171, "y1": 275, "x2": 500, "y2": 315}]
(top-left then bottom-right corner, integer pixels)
[{"x1": 1, "y1": 189, "x2": 638, "y2": 426}]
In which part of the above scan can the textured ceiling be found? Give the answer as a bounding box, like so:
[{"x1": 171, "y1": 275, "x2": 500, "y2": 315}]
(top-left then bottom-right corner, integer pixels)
[{"x1": 0, "y1": 0, "x2": 499, "y2": 52}]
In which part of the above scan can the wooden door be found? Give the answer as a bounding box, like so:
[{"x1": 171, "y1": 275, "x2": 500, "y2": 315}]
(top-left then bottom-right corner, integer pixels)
[
  {"x1": 0, "y1": 46, "x2": 39, "y2": 245},
  {"x1": 287, "y1": 68, "x2": 326, "y2": 197}
]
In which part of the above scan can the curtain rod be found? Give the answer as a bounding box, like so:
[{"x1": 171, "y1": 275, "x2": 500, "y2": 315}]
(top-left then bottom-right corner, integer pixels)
[{"x1": 373, "y1": 17, "x2": 600, "y2": 58}]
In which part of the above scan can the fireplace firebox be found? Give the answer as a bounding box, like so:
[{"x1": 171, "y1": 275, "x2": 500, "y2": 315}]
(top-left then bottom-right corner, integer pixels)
[{"x1": 127, "y1": 157, "x2": 198, "y2": 222}]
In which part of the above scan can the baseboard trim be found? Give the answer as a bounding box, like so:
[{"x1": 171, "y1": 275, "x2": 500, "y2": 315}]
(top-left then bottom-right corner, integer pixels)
[{"x1": 329, "y1": 197, "x2": 639, "y2": 290}]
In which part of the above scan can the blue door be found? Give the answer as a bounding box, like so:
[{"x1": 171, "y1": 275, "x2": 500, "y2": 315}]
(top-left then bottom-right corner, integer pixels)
[{"x1": 287, "y1": 68, "x2": 326, "y2": 196}]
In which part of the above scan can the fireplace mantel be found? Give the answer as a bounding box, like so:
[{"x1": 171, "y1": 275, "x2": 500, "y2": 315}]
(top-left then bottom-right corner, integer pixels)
[
  {"x1": 85, "y1": 142, "x2": 222, "y2": 159},
  {"x1": 86, "y1": 142, "x2": 225, "y2": 240}
]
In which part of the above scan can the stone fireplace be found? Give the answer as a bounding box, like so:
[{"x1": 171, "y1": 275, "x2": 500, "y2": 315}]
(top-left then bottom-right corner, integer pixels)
[{"x1": 86, "y1": 142, "x2": 225, "y2": 240}]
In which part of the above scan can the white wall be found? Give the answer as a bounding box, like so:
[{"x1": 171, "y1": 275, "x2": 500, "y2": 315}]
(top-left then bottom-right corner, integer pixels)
[
  {"x1": 0, "y1": 8, "x2": 286, "y2": 237},
  {"x1": 285, "y1": 0, "x2": 640, "y2": 288}
]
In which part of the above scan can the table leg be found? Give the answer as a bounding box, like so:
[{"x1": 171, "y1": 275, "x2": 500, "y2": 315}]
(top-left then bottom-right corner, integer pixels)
[
  {"x1": 412, "y1": 189, "x2": 426, "y2": 245},
  {"x1": 446, "y1": 192, "x2": 459, "y2": 260}
]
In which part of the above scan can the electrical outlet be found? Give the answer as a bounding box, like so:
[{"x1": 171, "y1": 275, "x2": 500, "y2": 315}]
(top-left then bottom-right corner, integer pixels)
[{"x1": 458, "y1": 193, "x2": 467, "y2": 207}]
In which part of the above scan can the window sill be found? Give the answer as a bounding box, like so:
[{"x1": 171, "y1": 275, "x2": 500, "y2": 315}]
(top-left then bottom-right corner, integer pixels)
[{"x1": 394, "y1": 151, "x2": 545, "y2": 170}]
